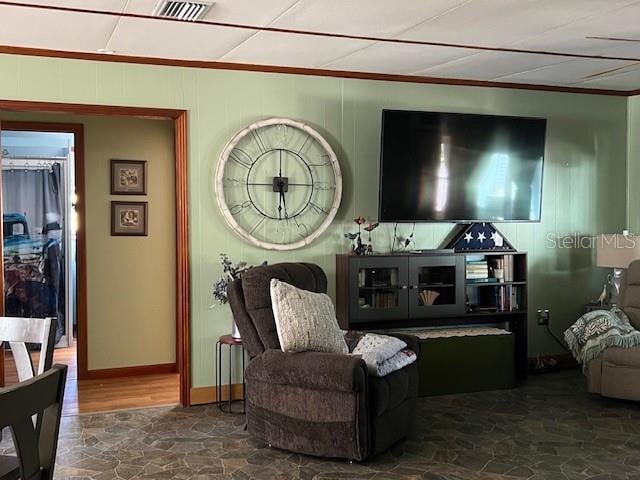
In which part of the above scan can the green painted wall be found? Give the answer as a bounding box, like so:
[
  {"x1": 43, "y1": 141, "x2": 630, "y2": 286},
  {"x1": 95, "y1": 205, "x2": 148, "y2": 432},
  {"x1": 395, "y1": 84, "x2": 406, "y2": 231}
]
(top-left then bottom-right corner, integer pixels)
[{"x1": 0, "y1": 54, "x2": 628, "y2": 387}]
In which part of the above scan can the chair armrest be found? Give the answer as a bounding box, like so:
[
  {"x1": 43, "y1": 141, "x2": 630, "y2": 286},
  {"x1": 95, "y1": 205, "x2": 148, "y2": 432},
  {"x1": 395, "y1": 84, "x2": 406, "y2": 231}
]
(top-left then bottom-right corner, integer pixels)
[
  {"x1": 245, "y1": 349, "x2": 368, "y2": 393},
  {"x1": 387, "y1": 333, "x2": 421, "y2": 356}
]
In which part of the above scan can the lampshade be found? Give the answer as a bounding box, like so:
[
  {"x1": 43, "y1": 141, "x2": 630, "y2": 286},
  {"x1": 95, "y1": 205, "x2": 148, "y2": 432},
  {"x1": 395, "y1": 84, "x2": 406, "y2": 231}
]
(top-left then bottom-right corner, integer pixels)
[{"x1": 596, "y1": 234, "x2": 640, "y2": 268}]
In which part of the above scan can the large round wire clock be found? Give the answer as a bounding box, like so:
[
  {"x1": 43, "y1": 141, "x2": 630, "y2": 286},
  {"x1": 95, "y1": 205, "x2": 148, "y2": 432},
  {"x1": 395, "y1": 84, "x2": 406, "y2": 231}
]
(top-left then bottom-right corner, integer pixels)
[{"x1": 215, "y1": 118, "x2": 342, "y2": 250}]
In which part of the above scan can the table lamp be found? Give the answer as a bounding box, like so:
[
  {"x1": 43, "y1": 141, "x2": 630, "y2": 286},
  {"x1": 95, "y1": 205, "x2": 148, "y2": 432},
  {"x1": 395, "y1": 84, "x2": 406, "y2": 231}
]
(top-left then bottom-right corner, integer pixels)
[{"x1": 596, "y1": 233, "x2": 640, "y2": 304}]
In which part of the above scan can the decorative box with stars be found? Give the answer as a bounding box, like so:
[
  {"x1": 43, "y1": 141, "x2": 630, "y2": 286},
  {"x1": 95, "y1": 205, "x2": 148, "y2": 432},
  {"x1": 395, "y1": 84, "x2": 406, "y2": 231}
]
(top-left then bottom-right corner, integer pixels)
[{"x1": 444, "y1": 223, "x2": 515, "y2": 252}]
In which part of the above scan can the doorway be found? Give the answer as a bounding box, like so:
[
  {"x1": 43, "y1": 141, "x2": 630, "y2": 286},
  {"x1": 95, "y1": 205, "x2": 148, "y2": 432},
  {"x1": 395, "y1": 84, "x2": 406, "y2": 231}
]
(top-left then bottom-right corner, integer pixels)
[
  {"x1": 1, "y1": 129, "x2": 77, "y2": 349},
  {"x1": 0, "y1": 122, "x2": 81, "y2": 412},
  {"x1": 0, "y1": 102, "x2": 190, "y2": 409}
]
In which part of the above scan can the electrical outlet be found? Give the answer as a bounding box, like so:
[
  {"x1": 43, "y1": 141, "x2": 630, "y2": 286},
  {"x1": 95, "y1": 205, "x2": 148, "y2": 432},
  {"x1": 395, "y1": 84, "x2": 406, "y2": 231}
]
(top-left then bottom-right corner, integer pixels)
[{"x1": 537, "y1": 309, "x2": 550, "y2": 326}]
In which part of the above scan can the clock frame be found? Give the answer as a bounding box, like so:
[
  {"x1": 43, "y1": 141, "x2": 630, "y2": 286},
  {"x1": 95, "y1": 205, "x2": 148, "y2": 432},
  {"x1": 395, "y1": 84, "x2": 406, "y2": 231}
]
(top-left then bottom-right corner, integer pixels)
[{"x1": 215, "y1": 117, "x2": 342, "y2": 250}]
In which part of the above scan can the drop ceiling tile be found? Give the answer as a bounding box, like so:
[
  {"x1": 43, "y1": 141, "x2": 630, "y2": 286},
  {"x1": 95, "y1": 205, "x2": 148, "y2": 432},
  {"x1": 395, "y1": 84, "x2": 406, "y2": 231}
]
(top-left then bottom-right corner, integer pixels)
[
  {"x1": 597, "y1": 42, "x2": 640, "y2": 60},
  {"x1": 401, "y1": 0, "x2": 635, "y2": 48},
  {"x1": 0, "y1": 5, "x2": 118, "y2": 51},
  {"x1": 322, "y1": 43, "x2": 475, "y2": 75},
  {"x1": 10, "y1": 0, "x2": 127, "y2": 11},
  {"x1": 126, "y1": 0, "x2": 299, "y2": 25},
  {"x1": 220, "y1": 31, "x2": 373, "y2": 68},
  {"x1": 271, "y1": 0, "x2": 471, "y2": 37},
  {"x1": 107, "y1": 17, "x2": 256, "y2": 60},
  {"x1": 513, "y1": 28, "x2": 630, "y2": 56},
  {"x1": 496, "y1": 59, "x2": 634, "y2": 85},
  {"x1": 577, "y1": 65, "x2": 640, "y2": 90},
  {"x1": 514, "y1": 2, "x2": 640, "y2": 56},
  {"x1": 413, "y1": 51, "x2": 569, "y2": 80}
]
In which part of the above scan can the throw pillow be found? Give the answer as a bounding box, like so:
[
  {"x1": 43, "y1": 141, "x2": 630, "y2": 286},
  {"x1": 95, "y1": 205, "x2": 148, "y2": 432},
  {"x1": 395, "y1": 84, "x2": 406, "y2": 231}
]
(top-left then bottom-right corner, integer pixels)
[{"x1": 270, "y1": 279, "x2": 348, "y2": 354}]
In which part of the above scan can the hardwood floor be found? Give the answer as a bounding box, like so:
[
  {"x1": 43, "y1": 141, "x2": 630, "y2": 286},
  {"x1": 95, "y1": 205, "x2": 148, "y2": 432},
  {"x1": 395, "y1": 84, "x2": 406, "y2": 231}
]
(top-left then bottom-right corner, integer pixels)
[{"x1": 3, "y1": 343, "x2": 179, "y2": 416}]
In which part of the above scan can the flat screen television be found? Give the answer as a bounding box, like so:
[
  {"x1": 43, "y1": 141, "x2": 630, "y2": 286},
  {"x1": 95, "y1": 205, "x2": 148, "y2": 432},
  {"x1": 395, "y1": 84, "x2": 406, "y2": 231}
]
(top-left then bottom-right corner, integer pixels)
[{"x1": 378, "y1": 110, "x2": 546, "y2": 223}]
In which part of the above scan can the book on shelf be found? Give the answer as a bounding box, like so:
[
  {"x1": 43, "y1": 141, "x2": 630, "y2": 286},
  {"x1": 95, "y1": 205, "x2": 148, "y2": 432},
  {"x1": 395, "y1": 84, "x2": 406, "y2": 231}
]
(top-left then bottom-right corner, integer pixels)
[
  {"x1": 492, "y1": 284, "x2": 522, "y2": 312},
  {"x1": 371, "y1": 292, "x2": 396, "y2": 308},
  {"x1": 466, "y1": 259, "x2": 489, "y2": 280}
]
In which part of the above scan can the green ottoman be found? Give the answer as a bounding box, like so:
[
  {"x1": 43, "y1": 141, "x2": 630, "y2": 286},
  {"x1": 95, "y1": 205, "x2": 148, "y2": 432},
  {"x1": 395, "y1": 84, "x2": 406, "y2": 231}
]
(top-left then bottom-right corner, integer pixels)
[{"x1": 415, "y1": 328, "x2": 516, "y2": 396}]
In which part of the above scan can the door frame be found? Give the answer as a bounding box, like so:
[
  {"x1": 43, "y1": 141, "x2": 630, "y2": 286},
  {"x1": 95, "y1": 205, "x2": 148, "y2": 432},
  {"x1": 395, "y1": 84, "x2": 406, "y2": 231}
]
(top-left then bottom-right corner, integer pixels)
[{"x1": 0, "y1": 101, "x2": 191, "y2": 406}]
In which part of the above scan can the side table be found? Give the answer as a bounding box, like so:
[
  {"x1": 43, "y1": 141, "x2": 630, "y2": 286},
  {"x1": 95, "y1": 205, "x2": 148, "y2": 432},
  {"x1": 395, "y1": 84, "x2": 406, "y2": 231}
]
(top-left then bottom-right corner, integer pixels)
[{"x1": 215, "y1": 334, "x2": 246, "y2": 414}]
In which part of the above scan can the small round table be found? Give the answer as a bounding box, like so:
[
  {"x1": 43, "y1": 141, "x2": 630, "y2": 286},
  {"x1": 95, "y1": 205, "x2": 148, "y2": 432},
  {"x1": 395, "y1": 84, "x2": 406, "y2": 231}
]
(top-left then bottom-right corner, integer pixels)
[{"x1": 215, "y1": 334, "x2": 246, "y2": 414}]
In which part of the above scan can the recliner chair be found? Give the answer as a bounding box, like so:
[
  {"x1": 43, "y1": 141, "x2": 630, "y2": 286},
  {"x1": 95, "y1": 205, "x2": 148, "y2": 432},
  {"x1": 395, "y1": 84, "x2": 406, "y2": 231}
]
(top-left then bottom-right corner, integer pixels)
[
  {"x1": 588, "y1": 259, "x2": 640, "y2": 400},
  {"x1": 227, "y1": 262, "x2": 419, "y2": 461}
]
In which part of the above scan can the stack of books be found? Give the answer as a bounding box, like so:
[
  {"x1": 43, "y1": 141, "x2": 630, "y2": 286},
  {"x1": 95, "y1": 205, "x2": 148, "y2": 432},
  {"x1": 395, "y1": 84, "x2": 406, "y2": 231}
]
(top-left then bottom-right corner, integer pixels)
[{"x1": 466, "y1": 260, "x2": 489, "y2": 282}]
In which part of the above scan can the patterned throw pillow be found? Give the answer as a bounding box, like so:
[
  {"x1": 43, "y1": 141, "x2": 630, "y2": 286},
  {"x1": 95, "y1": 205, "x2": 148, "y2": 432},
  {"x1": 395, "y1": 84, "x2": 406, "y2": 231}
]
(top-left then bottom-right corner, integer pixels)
[{"x1": 270, "y1": 279, "x2": 348, "y2": 354}]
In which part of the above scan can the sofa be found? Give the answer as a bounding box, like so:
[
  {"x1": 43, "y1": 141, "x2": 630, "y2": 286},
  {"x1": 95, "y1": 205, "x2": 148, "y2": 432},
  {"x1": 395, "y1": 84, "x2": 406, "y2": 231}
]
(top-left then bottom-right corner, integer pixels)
[
  {"x1": 227, "y1": 262, "x2": 419, "y2": 461},
  {"x1": 588, "y1": 259, "x2": 640, "y2": 400}
]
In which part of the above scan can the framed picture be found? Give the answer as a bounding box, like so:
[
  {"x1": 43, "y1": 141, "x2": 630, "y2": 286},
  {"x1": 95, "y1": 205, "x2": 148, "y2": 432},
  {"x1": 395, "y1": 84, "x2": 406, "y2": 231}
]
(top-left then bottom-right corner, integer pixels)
[
  {"x1": 111, "y1": 159, "x2": 147, "y2": 195},
  {"x1": 111, "y1": 201, "x2": 148, "y2": 236}
]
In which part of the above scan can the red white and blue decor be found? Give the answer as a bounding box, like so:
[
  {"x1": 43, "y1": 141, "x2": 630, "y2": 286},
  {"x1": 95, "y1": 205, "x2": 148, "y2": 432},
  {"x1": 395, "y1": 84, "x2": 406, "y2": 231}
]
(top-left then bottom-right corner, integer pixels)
[{"x1": 442, "y1": 223, "x2": 516, "y2": 252}]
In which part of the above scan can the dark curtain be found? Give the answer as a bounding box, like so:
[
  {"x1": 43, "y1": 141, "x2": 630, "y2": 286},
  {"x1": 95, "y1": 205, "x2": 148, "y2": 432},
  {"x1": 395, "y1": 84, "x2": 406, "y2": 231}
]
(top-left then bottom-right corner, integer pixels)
[
  {"x1": 2, "y1": 164, "x2": 65, "y2": 343},
  {"x1": 3, "y1": 164, "x2": 63, "y2": 233}
]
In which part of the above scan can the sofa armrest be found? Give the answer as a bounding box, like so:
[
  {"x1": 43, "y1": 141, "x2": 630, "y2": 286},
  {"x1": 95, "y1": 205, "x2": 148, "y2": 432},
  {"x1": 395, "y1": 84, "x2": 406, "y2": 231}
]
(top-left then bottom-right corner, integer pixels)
[
  {"x1": 387, "y1": 333, "x2": 421, "y2": 356},
  {"x1": 245, "y1": 349, "x2": 368, "y2": 393}
]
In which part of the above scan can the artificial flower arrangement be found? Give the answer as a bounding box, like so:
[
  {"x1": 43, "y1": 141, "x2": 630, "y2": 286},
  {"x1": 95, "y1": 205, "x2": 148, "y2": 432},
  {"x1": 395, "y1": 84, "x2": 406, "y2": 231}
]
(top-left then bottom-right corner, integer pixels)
[
  {"x1": 213, "y1": 253, "x2": 267, "y2": 305},
  {"x1": 213, "y1": 254, "x2": 267, "y2": 339},
  {"x1": 344, "y1": 216, "x2": 379, "y2": 255}
]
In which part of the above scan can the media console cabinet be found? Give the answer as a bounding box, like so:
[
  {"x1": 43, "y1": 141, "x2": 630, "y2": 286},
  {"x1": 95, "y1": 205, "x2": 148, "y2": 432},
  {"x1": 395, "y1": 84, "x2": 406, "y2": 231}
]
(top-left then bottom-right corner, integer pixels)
[{"x1": 336, "y1": 251, "x2": 528, "y2": 383}]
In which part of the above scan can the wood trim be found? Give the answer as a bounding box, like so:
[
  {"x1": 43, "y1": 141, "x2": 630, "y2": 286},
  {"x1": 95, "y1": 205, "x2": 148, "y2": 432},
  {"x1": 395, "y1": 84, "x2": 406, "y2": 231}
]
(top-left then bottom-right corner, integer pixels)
[
  {"x1": 0, "y1": 120, "x2": 88, "y2": 382},
  {"x1": 74, "y1": 123, "x2": 88, "y2": 381},
  {"x1": 0, "y1": 45, "x2": 633, "y2": 97},
  {"x1": 84, "y1": 362, "x2": 178, "y2": 380},
  {"x1": 190, "y1": 383, "x2": 244, "y2": 406},
  {"x1": 174, "y1": 112, "x2": 190, "y2": 407},
  {"x1": 3, "y1": 0, "x2": 640, "y2": 64},
  {"x1": 0, "y1": 99, "x2": 183, "y2": 120},
  {"x1": 0, "y1": 119, "x2": 4, "y2": 387},
  {"x1": 0, "y1": 103, "x2": 192, "y2": 407}
]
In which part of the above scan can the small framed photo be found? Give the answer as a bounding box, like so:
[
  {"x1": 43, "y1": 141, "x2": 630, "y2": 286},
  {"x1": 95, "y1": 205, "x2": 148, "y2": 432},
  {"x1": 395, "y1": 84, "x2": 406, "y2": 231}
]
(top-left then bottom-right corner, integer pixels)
[
  {"x1": 111, "y1": 159, "x2": 147, "y2": 195},
  {"x1": 111, "y1": 201, "x2": 148, "y2": 236}
]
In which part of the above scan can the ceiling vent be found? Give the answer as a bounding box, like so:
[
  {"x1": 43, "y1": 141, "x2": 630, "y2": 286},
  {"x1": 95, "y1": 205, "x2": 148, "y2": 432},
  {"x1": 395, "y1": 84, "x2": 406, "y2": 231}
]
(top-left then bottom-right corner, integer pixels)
[{"x1": 153, "y1": 1, "x2": 214, "y2": 21}]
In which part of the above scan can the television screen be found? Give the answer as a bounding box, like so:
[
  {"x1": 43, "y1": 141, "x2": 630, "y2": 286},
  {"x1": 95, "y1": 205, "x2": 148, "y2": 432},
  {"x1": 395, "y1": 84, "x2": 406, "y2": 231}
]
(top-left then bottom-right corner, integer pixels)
[{"x1": 378, "y1": 110, "x2": 546, "y2": 223}]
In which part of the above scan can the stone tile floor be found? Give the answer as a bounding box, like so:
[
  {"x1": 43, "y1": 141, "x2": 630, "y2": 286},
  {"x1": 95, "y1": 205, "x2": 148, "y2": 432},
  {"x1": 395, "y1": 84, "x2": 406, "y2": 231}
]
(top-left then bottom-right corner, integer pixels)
[{"x1": 3, "y1": 369, "x2": 640, "y2": 479}]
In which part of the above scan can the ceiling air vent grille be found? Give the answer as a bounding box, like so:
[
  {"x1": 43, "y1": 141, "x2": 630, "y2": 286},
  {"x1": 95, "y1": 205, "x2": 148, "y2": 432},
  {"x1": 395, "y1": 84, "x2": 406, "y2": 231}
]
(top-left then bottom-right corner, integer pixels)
[{"x1": 153, "y1": 1, "x2": 214, "y2": 21}]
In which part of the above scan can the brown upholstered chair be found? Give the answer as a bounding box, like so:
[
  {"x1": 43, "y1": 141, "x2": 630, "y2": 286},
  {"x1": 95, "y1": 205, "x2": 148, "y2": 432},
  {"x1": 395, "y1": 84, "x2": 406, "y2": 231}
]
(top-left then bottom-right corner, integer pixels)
[
  {"x1": 227, "y1": 263, "x2": 419, "y2": 461},
  {"x1": 588, "y1": 259, "x2": 640, "y2": 400}
]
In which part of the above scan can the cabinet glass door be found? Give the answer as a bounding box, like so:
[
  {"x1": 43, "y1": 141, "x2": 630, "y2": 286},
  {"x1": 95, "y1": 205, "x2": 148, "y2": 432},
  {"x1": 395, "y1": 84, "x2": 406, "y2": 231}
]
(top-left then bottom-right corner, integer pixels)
[
  {"x1": 409, "y1": 255, "x2": 464, "y2": 318},
  {"x1": 350, "y1": 257, "x2": 408, "y2": 321}
]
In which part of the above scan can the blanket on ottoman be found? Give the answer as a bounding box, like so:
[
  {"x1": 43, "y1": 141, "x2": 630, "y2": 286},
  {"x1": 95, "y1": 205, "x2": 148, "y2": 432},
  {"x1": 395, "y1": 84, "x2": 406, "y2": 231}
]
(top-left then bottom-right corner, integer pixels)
[
  {"x1": 564, "y1": 307, "x2": 640, "y2": 371},
  {"x1": 345, "y1": 331, "x2": 417, "y2": 377}
]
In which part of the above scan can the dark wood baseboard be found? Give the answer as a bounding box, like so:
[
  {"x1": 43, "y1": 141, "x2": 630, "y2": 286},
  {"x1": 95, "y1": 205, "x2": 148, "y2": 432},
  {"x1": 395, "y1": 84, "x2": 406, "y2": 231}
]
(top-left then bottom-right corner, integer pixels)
[
  {"x1": 528, "y1": 353, "x2": 578, "y2": 374},
  {"x1": 83, "y1": 362, "x2": 178, "y2": 380}
]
